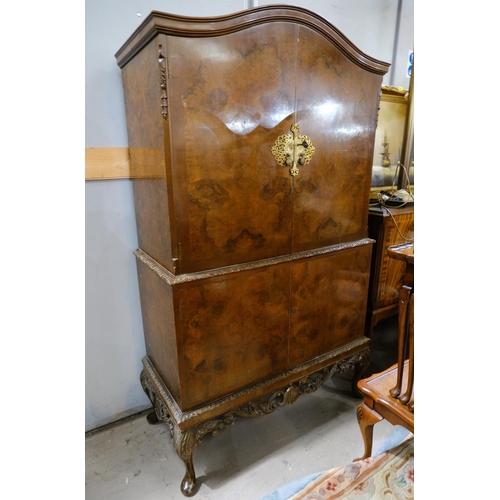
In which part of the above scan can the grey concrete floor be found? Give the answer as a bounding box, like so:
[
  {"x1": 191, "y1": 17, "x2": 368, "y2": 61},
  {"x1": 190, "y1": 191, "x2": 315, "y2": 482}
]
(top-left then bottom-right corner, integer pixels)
[
  {"x1": 85, "y1": 374, "x2": 397, "y2": 500},
  {"x1": 85, "y1": 318, "x2": 400, "y2": 500}
]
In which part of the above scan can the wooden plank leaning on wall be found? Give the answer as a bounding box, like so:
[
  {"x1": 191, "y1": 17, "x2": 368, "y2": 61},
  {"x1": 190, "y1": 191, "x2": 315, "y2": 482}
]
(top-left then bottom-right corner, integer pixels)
[{"x1": 85, "y1": 148, "x2": 131, "y2": 180}]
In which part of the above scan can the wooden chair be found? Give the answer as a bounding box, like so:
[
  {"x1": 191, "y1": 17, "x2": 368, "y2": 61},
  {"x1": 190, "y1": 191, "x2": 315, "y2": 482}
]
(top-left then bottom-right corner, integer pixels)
[{"x1": 355, "y1": 242, "x2": 414, "y2": 460}]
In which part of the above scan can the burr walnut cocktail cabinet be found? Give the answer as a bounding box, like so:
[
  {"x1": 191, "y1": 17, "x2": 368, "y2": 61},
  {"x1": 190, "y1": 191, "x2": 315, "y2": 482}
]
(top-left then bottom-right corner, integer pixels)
[{"x1": 115, "y1": 5, "x2": 389, "y2": 496}]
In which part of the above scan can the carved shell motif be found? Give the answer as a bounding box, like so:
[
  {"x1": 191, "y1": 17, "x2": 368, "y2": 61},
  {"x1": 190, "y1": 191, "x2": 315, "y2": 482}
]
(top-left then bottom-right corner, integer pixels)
[{"x1": 283, "y1": 385, "x2": 301, "y2": 405}]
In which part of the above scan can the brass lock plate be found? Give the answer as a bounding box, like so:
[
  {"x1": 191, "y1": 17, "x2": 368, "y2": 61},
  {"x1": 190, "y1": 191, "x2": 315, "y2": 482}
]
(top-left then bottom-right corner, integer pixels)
[{"x1": 271, "y1": 123, "x2": 315, "y2": 177}]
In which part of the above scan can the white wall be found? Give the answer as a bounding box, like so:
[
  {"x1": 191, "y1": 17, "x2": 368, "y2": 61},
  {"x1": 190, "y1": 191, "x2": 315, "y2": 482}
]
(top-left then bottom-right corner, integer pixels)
[
  {"x1": 259, "y1": 0, "x2": 414, "y2": 88},
  {"x1": 85, "y1": 0, "x2": 414, "y2": 432}
]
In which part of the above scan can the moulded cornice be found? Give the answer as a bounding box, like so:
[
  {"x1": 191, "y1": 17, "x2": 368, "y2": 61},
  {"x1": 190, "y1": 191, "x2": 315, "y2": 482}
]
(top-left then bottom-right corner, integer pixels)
[{"x1": 115, "y1": 4, "x2": 390, "y2": 75}]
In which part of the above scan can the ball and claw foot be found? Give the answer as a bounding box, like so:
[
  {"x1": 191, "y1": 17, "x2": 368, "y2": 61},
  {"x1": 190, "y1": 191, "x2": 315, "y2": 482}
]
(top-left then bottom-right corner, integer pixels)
[{"x1": 146, "y1": 410, "x2": 161, "y2": 425}]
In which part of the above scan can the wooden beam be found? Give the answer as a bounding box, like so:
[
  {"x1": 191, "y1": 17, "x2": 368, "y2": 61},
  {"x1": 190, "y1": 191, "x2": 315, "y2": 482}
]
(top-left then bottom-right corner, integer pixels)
[{"x1": 85, "y1": 147, "x2": 131, "y2": 180}]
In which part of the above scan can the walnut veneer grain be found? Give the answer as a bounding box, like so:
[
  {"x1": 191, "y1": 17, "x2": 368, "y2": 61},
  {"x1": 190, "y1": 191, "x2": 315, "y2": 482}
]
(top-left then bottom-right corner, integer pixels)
[{"x1": 117, "y1": 5, "x2": 388, "y2": 495}]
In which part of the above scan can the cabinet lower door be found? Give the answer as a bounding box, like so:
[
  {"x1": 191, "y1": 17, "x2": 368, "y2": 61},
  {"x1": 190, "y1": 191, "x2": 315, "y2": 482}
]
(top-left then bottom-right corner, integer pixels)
[
  {"x1": 177, "y1": 265, "x2": 290, "y2": 410},
  {"x1": 176, "y1": 243, "x2": 371, "y2": 411},
  {"x1": 289, "y1": 244, "x2": 372, "y2": 366}
]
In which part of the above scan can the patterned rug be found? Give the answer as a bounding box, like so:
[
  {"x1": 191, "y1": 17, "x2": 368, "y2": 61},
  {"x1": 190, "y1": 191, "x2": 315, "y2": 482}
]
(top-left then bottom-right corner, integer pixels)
[{"x1": 287, "y1": 437, "x2": 414, "y2": 500}]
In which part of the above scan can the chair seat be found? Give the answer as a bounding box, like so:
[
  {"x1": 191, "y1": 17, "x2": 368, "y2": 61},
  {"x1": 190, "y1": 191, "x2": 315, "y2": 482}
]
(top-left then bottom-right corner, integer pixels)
[{"x1": 358, "y1": 361, "x2": 414, "y2": 433}]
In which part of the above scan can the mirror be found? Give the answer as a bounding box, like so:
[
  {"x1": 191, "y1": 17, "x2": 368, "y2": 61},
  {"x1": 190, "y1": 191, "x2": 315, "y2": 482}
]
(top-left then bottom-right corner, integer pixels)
[
  {"x1": 397, "y1": 65, "x2": 414, "y2": 191},
  {"x1": 370, "y1": 65, "x2": 414, "y2": 203}
]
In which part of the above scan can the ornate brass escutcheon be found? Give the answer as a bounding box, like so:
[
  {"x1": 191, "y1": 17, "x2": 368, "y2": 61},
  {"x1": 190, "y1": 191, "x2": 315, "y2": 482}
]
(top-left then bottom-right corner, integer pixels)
[{"x1": 271, "y1": 123, "x2": 315, "y2": 177}]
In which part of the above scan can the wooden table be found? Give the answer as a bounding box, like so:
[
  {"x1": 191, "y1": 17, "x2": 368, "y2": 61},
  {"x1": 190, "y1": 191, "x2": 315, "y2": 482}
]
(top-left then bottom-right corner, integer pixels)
[{"x1": 366, "y1": 207, "x2": 414, "y2": 335}]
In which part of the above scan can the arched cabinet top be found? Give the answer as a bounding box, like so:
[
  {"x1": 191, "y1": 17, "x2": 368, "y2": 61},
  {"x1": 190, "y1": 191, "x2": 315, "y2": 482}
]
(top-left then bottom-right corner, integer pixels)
[{"x1": 115, "y1": 4, "x2": 390, "y2": 75}]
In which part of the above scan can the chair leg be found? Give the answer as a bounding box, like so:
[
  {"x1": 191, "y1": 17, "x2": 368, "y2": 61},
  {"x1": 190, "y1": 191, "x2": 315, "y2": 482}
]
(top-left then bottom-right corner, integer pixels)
[
  {"x1": 355, "y1": 402, "x2": 383, "y2": 461},
  {"x1": 390, "y1": 284, "x2": 412, "y2": 399},
  {"x1": 400, "y1": 293, "x2": 414, "y2": 406}
]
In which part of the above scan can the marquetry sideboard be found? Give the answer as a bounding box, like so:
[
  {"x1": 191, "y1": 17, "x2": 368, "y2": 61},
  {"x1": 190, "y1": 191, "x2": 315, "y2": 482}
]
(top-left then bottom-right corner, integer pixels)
[
  {"x1": 115, "y1": 5, "x2": 389, "y2": 496},
  {"x1": 366, "y1": 206, "x2": 414, "y2": 335}
]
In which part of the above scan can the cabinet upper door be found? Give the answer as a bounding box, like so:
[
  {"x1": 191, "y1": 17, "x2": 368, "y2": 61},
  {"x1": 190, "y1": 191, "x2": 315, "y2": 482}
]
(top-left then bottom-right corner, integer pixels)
[
  {"x1": 167, "y1": 22, "x2": 297, "y2": 274},
  {"x1": 116, "y1": 7, "x2": 389, "y2": 275},
  {"x1": 292, "y1": 25, "x2": 382, "y2": 253}
]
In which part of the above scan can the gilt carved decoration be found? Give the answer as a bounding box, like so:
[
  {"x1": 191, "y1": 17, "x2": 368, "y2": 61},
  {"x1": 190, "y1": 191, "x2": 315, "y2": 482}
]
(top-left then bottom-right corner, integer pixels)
[
  {"x1": 134, "y1": 238, "x2": 375, "y2": 285},
  {"x1": 140, "y1": 348, "x2": 371, "y2": 496},
  {"x1": 272, "y1": 123, "x2": 315, "y2": 177},
  {"x1": 141, "y1": 341, "x2": 370, "y2": 425},
  {"x1": 158, "y1": 45, "x2": 168, "y2": 118}
]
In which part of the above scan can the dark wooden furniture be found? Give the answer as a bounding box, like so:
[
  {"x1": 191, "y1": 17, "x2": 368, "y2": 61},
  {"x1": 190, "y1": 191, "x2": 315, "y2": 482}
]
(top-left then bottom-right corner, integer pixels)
[
  {"x1": 115, "y1": 6, "x2": 388, "y2": 496},
  {"x1": 356, "y1": 242, "x2": 414, "y2": 460},
  {"x1": 366, "y1": 206, "x2": 414, "y2": 335}
]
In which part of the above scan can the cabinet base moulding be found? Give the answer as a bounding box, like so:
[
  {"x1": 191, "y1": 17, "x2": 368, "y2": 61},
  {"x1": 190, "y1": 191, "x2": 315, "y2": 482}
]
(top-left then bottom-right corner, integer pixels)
[{"x1": 140, "y1": 345, "x2": 371, "y2": 496}]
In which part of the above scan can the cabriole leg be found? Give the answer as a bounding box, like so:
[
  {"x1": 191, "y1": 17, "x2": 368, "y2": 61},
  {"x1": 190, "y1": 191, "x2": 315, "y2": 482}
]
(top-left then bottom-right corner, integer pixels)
[
  {"x1": 141, "y1": 368, "x2": 198, "y2": 496},
  {"x1": 354, "y1": 402, "x2": 383, "y2": 461},
  {"x1": 173, "y1": 427, "x2": 197, "y2": 497}
]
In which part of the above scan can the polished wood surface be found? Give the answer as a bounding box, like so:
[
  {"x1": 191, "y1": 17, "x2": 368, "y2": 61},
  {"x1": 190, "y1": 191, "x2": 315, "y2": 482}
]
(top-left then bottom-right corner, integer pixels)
[
  {"x1": 117, "y1": 8, "x2": 388, "y2": 276},
  {"x1": 115, "y1": 6, "x2": 390, "y2": 74},
  {"x1": 356, "y1": 241, "x2": 414, "y2": 460},
  {"x1": 169, "y1": 20, "x2": 380, "y2": 273},
  {"x1": 121, "y1": 37, "x2": 177, "y2": 272},
  {"x1": 356, "y1": 362, "x2": 414, "y2": 460},
  {"x1": 387, "y1": 241, "x2": 414, "y2": 263},
  {"x1": 366, "y1": 206, "x2": 414, "y2": 334},
  {"x1": 137, "y1": 241, "x2": 373, "y2": 411},
  {"x1": 387, "y1": 242, "x2": 414, "y2": 411},
  {"x1": 117, "y1": 5, "x2": 388, "y2": 496}
]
